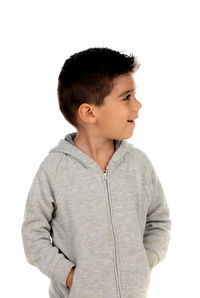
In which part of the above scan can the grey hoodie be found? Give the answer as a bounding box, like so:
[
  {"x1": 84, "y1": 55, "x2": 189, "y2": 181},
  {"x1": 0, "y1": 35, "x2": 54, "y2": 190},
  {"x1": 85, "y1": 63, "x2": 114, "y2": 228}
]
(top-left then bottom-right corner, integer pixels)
[{"x1": 21, "y1": 131, "x2": 171, "y2": 298}]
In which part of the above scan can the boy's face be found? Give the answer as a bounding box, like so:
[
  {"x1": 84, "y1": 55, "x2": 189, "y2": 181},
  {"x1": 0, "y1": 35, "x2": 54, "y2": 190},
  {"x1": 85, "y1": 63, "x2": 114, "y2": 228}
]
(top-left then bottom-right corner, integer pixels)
[{"x1": 93, "y1": 72, "x2": 142, "y2": 140}]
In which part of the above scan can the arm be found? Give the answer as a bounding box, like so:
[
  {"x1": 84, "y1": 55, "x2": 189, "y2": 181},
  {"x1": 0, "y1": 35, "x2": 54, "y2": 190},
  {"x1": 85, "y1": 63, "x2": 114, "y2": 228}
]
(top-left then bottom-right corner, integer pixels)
[
  {"x1": 21, "y1": 154, "x2": 76, "y2": 286},
  {"x1": 142, "y1": 156, "x2": 172, "y2": 270}
]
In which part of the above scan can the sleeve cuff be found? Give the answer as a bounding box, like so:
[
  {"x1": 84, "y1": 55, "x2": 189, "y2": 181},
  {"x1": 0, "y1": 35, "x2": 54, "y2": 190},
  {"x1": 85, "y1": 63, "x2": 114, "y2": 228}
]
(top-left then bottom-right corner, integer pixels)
[{"x1": 145, "y1": 248, "x2": 159, "y2": 270}]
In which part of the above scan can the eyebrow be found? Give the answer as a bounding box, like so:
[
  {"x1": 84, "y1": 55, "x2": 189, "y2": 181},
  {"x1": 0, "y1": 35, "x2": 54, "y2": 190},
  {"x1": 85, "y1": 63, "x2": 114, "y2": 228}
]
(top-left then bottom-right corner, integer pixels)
[{"x1": 117, "y1": 88, "x2": 137, "y2": 98}]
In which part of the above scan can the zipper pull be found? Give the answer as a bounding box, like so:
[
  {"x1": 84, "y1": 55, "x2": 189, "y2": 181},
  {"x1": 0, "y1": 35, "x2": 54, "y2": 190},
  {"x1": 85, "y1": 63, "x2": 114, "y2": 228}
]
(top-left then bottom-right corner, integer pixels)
[{"x1": 103, "y1": 170, "x2": 108, "y2": 180}]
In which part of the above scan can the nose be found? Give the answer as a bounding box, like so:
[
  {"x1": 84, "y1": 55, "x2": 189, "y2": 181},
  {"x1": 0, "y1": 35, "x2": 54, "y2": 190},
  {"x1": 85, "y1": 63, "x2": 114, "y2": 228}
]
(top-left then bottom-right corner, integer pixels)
[
  {"x1": 138, "y1": 100, "x2": 142, "y2": 109},
  {"x1": 133, "y1": 98, "x2": 142, "y2": 111}
]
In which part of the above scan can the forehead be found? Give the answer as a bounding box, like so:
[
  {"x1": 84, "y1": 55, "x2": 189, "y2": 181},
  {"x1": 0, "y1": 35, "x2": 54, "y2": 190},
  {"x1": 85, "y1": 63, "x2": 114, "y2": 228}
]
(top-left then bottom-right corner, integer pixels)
[{"x1": 111, "y1": 73, "x2": 136, "y2": 95}]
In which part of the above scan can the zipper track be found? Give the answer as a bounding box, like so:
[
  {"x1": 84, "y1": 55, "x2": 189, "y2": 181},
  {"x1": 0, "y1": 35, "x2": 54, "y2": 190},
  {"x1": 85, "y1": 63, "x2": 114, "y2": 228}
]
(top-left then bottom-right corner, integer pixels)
[{"x1": 103, "y1": 169, "x2": 122, "y2": 298}]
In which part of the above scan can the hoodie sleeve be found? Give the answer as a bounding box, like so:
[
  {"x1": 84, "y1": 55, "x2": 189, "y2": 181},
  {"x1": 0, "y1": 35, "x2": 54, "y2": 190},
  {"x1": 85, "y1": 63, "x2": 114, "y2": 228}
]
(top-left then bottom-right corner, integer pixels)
[
  {"x1": 21, "y1": 154, "x2": 76, "y2": 286},
  {"x1": 142, "y1": 153, "x2": 172, "y2": 271}
]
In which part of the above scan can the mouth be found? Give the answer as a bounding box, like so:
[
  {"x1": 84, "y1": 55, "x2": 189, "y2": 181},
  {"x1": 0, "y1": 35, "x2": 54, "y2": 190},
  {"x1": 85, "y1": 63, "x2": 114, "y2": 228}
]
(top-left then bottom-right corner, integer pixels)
[
  {"x1": 127, "y1": 120, "x2": 135, "y2": 125},
  {"x1": 127, "y1": 116, "x2": 138, "y2": 125}
]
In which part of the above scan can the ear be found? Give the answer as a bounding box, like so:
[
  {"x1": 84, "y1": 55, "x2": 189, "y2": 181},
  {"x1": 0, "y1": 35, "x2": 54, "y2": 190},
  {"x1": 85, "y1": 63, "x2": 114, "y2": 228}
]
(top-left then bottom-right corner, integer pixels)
[{"x1": 78, "y1": 103, "x2": 97, "y2": 124}]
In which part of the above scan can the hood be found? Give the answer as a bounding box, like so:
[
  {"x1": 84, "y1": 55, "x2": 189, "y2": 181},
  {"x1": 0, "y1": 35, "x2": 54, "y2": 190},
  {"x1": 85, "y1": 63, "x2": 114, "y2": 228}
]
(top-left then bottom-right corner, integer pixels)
[{"x1": 49, "y1": 131, "x2": 133, "y2": 169}]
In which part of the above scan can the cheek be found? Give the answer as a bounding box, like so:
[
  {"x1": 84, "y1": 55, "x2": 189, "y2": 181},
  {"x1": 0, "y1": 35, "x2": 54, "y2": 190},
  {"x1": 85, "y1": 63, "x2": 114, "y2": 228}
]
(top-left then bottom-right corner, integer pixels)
[
  {"x1": 100, "y1": 104, "x2": 128, "y2": 123},
  {"x1": 112, "y1": 106, "x2": 128, "y2": 120},
  {"x1": 106, "y1": 111, "x2": 127, "y2": 126}
]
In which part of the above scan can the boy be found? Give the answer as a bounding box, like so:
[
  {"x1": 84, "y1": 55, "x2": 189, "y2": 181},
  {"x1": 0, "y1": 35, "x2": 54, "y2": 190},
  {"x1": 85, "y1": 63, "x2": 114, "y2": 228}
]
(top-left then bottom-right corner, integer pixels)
[{"x1": 21, "y1": 47, "x2": 171, "y2": 298}]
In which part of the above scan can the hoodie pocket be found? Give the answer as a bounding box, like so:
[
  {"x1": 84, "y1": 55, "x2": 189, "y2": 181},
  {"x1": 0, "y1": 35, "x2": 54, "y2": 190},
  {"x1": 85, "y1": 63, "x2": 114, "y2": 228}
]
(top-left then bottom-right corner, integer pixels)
[
  {"x1": 120, "y1": 249, "x2": 151, "y2": 298},
  {"x1": 68, "y1": 266, "x2": 104, "y2": 298}
]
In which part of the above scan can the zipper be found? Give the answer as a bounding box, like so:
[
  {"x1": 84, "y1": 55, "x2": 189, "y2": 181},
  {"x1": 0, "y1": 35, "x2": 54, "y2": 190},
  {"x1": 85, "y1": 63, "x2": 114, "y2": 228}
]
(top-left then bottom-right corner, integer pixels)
[{"x1": 102, "y1": 167, "x2": 122, "y2": 298}]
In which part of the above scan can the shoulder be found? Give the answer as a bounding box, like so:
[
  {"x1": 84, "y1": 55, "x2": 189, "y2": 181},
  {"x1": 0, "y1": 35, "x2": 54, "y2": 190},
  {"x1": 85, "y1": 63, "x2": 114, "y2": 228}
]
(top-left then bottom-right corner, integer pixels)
[
  {"x1": 41, "y1": 152, "x2": 63, "y2": 167},
  {"x1": 128, "y1": 146, "x2": 153, "y2": 169},
  {"x1": 127, "y1": 144, "x2": 165, "y2": 196},
  {"x1": 128, "y1": 145, "x2": 156, "y2": 184},
  {"x1": 36, "y1": 152, "x2": 64, "y2": 179}
]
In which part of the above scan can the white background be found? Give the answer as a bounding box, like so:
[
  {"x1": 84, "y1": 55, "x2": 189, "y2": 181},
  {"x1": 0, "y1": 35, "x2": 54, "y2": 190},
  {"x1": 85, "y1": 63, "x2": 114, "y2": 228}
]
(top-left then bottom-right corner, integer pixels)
[{"x1": 1, "y1": 0, "x2": 200, "y2": 297}]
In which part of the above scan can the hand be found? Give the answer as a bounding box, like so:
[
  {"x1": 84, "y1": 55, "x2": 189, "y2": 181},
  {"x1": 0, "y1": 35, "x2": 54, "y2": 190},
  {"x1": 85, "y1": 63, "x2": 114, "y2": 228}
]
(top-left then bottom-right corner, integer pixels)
[{"x1": 66, "y1": 266, "x2": 76, "y2": 291}]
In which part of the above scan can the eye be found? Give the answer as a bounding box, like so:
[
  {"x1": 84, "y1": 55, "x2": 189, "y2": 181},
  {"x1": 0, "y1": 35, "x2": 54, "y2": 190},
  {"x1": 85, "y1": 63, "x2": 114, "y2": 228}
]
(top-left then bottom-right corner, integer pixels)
[
  {"x1": 123, "y1": 94, "x2": 131, "y2": 101},
  {"x1": 123, "y1": 92, "x2": 137, "y2": 101}
]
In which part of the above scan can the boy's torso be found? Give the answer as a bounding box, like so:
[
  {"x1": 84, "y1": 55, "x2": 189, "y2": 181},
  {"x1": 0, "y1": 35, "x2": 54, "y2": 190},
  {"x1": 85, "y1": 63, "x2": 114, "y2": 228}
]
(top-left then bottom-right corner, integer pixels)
[{"x1": 46, "y1": 133, "x2": 151, "y2": 297}]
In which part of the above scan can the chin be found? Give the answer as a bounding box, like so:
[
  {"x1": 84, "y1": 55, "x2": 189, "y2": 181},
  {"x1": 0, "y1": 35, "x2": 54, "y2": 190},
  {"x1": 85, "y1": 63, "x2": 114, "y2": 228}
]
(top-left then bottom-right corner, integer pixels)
[
  {"x1": 124, "y1": 130, "x2": 134, "y2": 139},
  {"x1": 115, "y1": 133, "x2": 133, "y2": 141}
]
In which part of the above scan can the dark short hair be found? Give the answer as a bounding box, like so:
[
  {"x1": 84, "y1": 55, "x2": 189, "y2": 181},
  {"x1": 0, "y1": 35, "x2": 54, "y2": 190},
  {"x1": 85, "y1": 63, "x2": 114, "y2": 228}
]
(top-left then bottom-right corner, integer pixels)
[{"x1": 57, "y1": 47, "x2": 140, "y2": 129}]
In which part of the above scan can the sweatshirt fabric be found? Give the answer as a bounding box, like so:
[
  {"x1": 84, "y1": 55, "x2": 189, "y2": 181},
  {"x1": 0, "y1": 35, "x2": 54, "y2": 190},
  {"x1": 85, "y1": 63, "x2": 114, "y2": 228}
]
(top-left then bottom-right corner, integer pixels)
[{"x1": 21, "y1": 131, "x2": 171, "y2": 298}]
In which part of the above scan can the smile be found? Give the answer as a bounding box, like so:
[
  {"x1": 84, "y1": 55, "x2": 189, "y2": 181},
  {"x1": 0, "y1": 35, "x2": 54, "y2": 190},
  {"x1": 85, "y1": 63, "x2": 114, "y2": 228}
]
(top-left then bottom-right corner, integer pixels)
[{"x1": 127, "y1": 120, "x2": 135, "y2": 125}]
